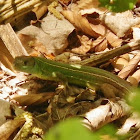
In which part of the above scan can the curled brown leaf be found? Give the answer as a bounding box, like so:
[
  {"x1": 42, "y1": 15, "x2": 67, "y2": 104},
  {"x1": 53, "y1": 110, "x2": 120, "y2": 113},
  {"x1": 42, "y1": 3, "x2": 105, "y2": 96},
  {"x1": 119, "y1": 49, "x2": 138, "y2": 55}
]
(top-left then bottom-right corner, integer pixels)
[
  {"x1": 61, "y1": 10, "x2": 106, "y2": 38},
  {"x1": 83, "y1": 98, "x2": 130, "y2": 130},
  {"x1": 118, "y1": 51, "x2": 140, "y2": 79}
]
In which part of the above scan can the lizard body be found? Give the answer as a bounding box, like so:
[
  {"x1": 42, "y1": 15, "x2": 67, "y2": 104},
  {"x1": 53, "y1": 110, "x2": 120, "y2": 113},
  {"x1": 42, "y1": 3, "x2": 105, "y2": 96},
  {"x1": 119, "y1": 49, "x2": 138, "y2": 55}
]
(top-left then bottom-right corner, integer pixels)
[{"x1": 13, "y1": 56, "x2": 132, "y2": 97}]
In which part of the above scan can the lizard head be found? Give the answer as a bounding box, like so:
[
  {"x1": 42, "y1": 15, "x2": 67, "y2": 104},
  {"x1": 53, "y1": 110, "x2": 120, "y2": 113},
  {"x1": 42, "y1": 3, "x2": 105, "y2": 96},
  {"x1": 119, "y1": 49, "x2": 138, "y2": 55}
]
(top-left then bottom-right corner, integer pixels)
[{"x1": 13, "y1": 56, "x2": 36, "y2": 73}]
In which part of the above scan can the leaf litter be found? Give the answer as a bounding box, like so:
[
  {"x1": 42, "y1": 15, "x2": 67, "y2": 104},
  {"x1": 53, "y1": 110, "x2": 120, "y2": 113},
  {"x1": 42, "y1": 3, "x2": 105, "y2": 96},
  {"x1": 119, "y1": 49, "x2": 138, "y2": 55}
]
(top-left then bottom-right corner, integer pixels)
[{"x1": 1, "y1": 0, "x2": 140, "y2": 139}]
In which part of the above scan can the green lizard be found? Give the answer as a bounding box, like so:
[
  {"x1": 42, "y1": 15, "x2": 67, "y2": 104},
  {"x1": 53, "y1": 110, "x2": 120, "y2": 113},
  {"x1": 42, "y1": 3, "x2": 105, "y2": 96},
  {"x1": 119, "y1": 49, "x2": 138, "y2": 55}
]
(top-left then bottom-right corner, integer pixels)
[{"x1": 13, "y1": 56, "x2": 132, "y2": 97}]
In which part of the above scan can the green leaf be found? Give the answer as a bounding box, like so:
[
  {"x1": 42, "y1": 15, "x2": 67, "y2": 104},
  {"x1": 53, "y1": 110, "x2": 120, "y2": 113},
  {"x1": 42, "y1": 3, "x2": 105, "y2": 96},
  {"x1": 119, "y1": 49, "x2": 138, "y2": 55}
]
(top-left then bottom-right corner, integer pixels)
[
  {"x1": 99, "y1": 0, "x2": 137, "y2": 12},
  {"x1": 44, "y1": 118, "x2": 129, "y2": 140},
  {"x1": 44, "y1": 118, "x2": 100, "y2": 140},
  {"x1": 127, "y1": 88, "x2": 140, "y2": 112}
]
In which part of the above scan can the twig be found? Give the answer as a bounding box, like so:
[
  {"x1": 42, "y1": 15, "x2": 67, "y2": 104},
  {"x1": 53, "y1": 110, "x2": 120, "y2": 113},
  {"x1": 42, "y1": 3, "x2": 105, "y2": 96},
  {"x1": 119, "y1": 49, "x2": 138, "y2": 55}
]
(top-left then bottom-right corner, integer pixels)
[{"x1": 78, "y1": 41, "x2": 140, "y2": 66}]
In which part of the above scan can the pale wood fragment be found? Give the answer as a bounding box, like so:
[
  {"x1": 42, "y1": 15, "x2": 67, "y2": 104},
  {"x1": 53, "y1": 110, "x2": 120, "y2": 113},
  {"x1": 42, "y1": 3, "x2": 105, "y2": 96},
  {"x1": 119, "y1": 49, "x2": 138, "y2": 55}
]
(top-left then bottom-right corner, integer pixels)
[
  {"x1": 0, "y1": 23, "x2": 28, "y2": 58},
  {"x1": 0, "y1": 0, "x2": 46, "y2": 23}
]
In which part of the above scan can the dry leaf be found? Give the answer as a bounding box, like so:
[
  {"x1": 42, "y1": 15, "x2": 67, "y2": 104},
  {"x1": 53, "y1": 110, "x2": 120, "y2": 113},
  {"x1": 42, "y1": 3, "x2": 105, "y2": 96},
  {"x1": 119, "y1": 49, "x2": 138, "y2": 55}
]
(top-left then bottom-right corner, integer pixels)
[
  {"x1": 117, "y1": 112, "x2": 140, "y2": 135},
  {"x1": 18, "y1": 13, "x2": 74, "y2": 55},
  {"x1": 88, "y1": 17, "x2": 106, "y2": 36},
  {"x1": 94, "y1": 38, "x2": 108, "y2": 52},
  {"x1": 120, "y1": 54, "x2": 130, "y2": 61},
  {"x1": 18, "y1": 34, "x2": 49, "y2": 56},
  {"x1": 118, "y1": 51, "x2": 140, "y2": 79},
  {"x1": 41, "y1": 14, "x2": 75, "y2": 55},
  {"x1": 83, "y1": 98, "x2": 130, "y2": 130},
  {"x1": 12, "y1": 92, "x2": 55, "y2": 106},
  {"x1": 132, "y1": 27, "x2": 140, "y2": 41},
  {"x1": 62, "y1": 10, "x2": 122, "y2": 48},
  {"x1": 112, "y1": 57, "x2": 129, "y2": 71},
  {"x1": 62, "y1": 10, "x2": 106, "y2": 38},
  {"x1": 72, "y1": 35, "x2": 92, "y2": 54},
  {"x1": 127, "y1": 69, "x2": 140, "y2": 86},
  {"x1": 77, "y1": 0, "x2": 107, "y2": 15},
  {"x1": 106, "y1": 31, "x2": 122, "y2": 47},
  {"x1": 49, "y1": 101, "x2": 95, "y2": 121},
  {"x1": 0, "y1": 99, "x2": 11, "y2": 126},
  {"x1": 75, "y1": 89, "x2": 96, "y2": 102},
  {"x1": 31, "y1": 1, "x2": 48, "y2": 24},
  {"x1": 92, "y1": 36, "x2": 105, "y2": 48},
  {"x1": 0, "y1": 118, "x2": 25, "y2": 140},
  {"x1": 112, "y1": 53, "x2": 130, "y2": 72},
  {"x1": 102, "y1": 11, "x2": 140, "y2": 37}
]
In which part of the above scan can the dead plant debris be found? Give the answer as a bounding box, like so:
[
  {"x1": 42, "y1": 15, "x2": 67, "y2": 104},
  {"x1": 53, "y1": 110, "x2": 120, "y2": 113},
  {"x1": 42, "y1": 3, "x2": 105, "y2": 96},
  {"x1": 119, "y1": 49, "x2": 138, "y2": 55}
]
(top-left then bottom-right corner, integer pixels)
[{"x1": 1, "y1": 0, "x2": 140, "y2": 140}]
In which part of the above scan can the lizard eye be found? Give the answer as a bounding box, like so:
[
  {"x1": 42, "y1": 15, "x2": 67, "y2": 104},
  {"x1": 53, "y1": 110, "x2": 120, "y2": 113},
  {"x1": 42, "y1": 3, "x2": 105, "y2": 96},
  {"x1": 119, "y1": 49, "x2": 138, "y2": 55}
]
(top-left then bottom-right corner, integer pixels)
[
  {"x1": 23, "y1": 60, "x2": 28, "y2": 66},
  {"x1": 23, "y1": 58, "x2": 35, "y2": 66}
]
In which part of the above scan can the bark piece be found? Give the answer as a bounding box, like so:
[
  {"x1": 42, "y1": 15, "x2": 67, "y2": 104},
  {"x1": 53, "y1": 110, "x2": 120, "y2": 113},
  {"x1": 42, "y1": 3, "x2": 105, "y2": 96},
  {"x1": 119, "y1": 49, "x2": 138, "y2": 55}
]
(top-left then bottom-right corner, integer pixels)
[{"x1": 0, "y1": 23, "x2": 28, "y2": 59}]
